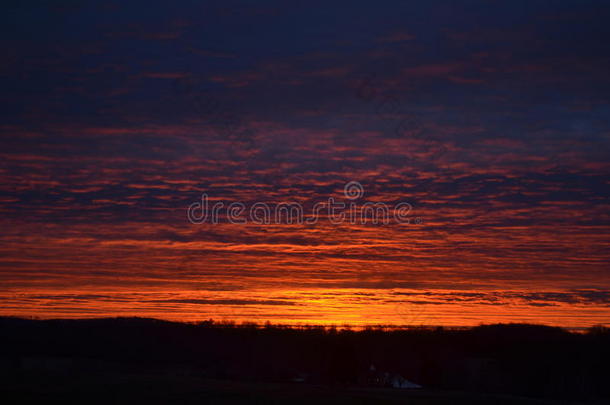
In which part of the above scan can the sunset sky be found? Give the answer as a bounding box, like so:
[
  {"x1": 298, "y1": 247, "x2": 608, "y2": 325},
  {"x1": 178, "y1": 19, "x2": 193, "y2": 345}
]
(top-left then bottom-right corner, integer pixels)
[{"x1": 1, "y1": 0, "x2": 609, "y2": 327}]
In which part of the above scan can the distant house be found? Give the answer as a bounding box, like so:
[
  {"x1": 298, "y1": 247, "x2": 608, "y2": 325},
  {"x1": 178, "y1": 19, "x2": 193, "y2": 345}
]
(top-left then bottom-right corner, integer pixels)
[
  {"x1": 390, "y1": 374, "x2": 422, "y2": 389},
  {"x1": 365, "y1": 364, "x2": 422, "y2": 389},
  {"x1": 291, "y1": 372, "x2": 309, "y2": 383}
]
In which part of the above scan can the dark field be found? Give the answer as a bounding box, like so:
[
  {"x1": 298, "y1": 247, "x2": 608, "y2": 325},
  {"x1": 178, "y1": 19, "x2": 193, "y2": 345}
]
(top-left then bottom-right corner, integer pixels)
[
  {"x1": 2, "y1": 373, "x2": 567, "y2": 404},
  {"x1": 1, "y1": 318, "x2": 609, "y2": 404}
]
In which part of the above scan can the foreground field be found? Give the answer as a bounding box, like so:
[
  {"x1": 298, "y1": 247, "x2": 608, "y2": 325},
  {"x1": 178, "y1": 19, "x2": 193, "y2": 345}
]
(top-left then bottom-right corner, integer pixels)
[
  {"x1": 2, "y1": 371, "x2": 569, "y2": 405},
  {"x1": 1, "y1": 318, "x2": 608, "y2": 403}
]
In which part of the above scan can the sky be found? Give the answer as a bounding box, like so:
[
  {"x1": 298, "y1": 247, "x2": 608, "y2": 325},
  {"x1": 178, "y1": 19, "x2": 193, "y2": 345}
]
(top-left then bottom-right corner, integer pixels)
[{"x1": 0, "y1": 0, "x2": 609, "y2": 327}]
